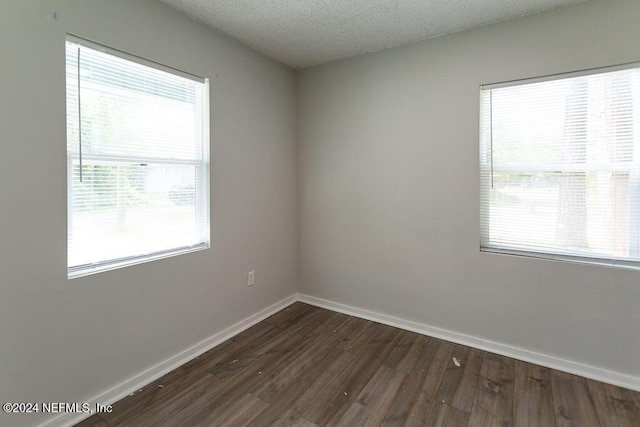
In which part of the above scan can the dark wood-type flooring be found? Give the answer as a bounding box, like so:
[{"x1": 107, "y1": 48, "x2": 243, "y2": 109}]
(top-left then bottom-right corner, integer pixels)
[{"x1": 76, "y1": 302, "x2": 640, "y2": 426}]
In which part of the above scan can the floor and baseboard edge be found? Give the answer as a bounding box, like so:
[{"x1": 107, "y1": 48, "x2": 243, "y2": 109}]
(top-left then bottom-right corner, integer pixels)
[
  {"x1": 297, "y1": 293, "x2": 640, "y2": 392},
  {"x1": 40, "y1": 293, "x2": 298, "y2": 427},
  {"x1": 40, "y1": 291, "x2": 639, "y2": 426}
]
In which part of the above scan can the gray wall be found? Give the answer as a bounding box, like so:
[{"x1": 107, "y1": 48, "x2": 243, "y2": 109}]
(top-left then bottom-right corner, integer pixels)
[
  {"x1": 0, "y1": 1, "x2": 296, "y2": 425},
  {"x1": 298, "y1": 0, "x2": 640, "y2": 380}
]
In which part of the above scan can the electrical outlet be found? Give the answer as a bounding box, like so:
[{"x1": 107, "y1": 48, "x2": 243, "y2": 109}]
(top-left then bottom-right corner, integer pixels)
[{"x1": 248, "y1": 271, "x2": 255, "y2": 287}]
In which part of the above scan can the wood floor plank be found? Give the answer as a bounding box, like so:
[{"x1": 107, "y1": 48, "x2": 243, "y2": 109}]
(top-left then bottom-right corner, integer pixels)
[
  {"x1": 179, "y1": 339, "x2": 239, "y2": 373},
  {"x1": 435, "y1": 344, "x2": 483, "y2": 413},
  {"x1": 167, "y1": 332, "x2": 315, "y2": 426},
  {"x1": 180, "y1": 320, "x2": 282, "y2": 374},
  {"x1": 264, "y1": 302, "x2": 314, "y2": 326},
  {"x1": 550, "y1": 368, "x2": 587, "y2": 383},
  {"x1": 382, "y1": 338, "x2": 454, "y2": 425},
  {"x1": 513, "y1": 361, "x2": 555, "y2": 427},
  {"x1": 211, "y1": 392, "x2": 270, "y2": 426},
  {"x1": 302, "y1": 341, "x2": 385, "y2": 425},
  {"x1": 337, "y1": 318, "x2": 381, "y2": 353},
  {"x1": 468, "y1": 352, "x2": 515, "y2": 426},
  {"x1": 383, "y1": 330, "x2": 428, "y2": 374},
  {"x1": 100, "y1": 364, "x2": 214, "y2": 425},
  {"x1": 73, "y1": 415, "x2": 110, "y2": 427},
  {"x1": 419, "y1": 402, "x2": 471, "y2": 427},
  {"x1": 588, "y1": 379, "x2": 640, "y2": 427},
  {"x1": 251, "y1": 332, "x2": 343, "y2": 402},
  {"x1": 306, "y1": 310, "x2": 352, "y2": 338},
  {"x1": 266, "y1": 304, "x2": 342, "y2": 341},
  {"x1": 290, "y1": 418, "x2": 320, "y2": 427},
  {"x1": 550, "y1": 372, "x2": 600, "y2": 426},
  {"x1": 72, "y1": 304, "x2": 640, "y2": 427},
  {"x1": 337, "y1": 365, "x2": 406, "y2": 426},
  {"x1": 206, "y1": 321, "x2": 309, "y2": 380},
  {"x1": 630, "y1": 387, "x2": 640, "y2": 413},
  {"x1": 291, "y1": 306, "x2": 343, "y2": 337},
  {"x1": 412, "y1": 339, "x2": 456, "y2": 402},
  {"x1": 256, "y1": 350, "x2": 356, "y2": 426},
  {"x1": 117, "y1": 372, "x2": 221, "y2": 427},
  {"x1": 357, "y1": 323, "x2": 404, "y2": 364},
  {"x1": 230, "y1": 318, "x2": 279, "y2": 344}
]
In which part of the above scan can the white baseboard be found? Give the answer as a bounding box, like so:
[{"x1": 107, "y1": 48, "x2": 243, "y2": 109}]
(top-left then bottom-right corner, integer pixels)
[
  {"x1": 40, "y1": 294, "x2": 297, "y2": 427},
  {"x1": 297, "y1": 293, "x2": 640, "y2": 392}
]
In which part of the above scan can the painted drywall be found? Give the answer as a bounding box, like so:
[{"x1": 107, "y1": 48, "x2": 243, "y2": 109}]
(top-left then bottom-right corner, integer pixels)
[
  {"x1": 0, "y1": 1, "x2": 296, "y2": 426},
  {"x1": 298, "y1": 0, "x2": 640, "y2": 382}
]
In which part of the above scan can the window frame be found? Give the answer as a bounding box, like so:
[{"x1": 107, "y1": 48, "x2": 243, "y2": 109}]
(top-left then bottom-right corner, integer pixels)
[
  {"x1": 66, "y1": 35, "x2": 211, "y2": 278},
  {"x1": 479, "y1": 61, "x2": 640, "y2": 270}
]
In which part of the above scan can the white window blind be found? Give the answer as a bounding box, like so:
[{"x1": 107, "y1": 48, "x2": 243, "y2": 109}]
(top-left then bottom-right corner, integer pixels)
[
  {"x1": 480, "y1": 64, "x2": 640, "y2": 267},
  {"x1": 66, "y1": 37, "x2": 209, "y2": 277}
]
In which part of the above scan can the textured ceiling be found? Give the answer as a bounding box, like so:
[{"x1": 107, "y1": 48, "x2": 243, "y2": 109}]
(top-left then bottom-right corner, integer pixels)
[{"x1": 158, "y1": 0, "x2": 586, "y2": 69}]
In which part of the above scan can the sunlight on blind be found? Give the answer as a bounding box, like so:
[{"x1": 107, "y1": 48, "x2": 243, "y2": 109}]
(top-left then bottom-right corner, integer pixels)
[
  {"x1": 480, "y1": 66, "x2": 640, "y2": 264},
  {"x1": 66, "y1": 39, "x2": 209, "y2": 276}
]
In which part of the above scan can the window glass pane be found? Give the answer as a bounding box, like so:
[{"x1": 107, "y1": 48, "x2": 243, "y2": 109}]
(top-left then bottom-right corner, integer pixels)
[
  {"x1": 480, "y1": 66, "x2": 640, "y2": 263},
  {"x1": 66, "y1": 39, "x2": 209, "y2": 276},
  {"x1": 66, "y1": 44, "x2": 203, "y2": 161}
]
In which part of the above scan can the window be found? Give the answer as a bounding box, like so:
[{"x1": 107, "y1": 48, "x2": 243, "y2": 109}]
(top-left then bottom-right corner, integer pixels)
[
  {"x1": 480, "y1": 64, "x2": 640, "y2": 268},
  {"x1": 66, "y1": 36, "x2": 209, "y2": 278}
]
